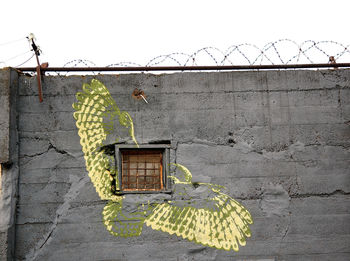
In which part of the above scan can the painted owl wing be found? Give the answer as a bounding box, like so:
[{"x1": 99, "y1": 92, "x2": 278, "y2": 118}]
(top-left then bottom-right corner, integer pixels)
[
  {"x1": 102, "y1": 199, "x2": 154, "y2": 237},
  {"x1": 145, "y1": 192, "x2": 253, "y2": 251},
  {"x1": 171, "y1": 163, "x2": 192, "y2": 183},
  {"x1": 72, "y1": 79, "x2": 137, "y2": 200}
]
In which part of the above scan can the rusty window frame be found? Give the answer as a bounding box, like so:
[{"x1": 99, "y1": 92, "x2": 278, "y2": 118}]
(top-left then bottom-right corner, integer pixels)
[
  {"x1": 115, "y1": 144, "x2": 171, "y2": 194},
  {"x1": 122, "y1": 150, "x2": 163, "y2": 191}
]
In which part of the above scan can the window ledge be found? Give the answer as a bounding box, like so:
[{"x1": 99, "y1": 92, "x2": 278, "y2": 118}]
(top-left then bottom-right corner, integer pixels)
[{"x1": 115, "y1": 190, "x2": 172, "y2": 195}]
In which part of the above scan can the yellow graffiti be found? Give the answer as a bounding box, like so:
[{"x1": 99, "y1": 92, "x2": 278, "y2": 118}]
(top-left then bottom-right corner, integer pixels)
[
  {"x1": 73, "y1": 80, "x2": 253, "y2": 250},
  {"x1": 73, "y1": 79, "x2": 138, "y2": 201},
  {"x1": 73, "y1": 79, "x2": 143, "y2": 237},
  {"x1": 145, "y1": 163, "x2": 253, "y2": 251}
]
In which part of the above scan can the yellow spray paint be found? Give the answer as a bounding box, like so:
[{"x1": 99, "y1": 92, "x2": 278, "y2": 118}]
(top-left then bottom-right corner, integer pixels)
[{"x1": 73, "y1": 79, "x2": 253, "y2": 250}]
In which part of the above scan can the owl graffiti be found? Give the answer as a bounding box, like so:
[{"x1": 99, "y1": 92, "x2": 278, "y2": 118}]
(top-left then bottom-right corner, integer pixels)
[{"x1": 73, "y1": 79, "x2": 253, "y2": 252}]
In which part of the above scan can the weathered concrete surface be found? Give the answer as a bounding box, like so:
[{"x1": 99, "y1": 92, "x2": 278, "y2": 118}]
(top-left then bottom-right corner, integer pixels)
[
  {"x1": 1, "y1": 69, "x2": 349, "y2": 260},
  {"x1": 0, "y1": 69, "x2": 19, "y2": 261},
  {"x1": 0, "y1": 68, "x2": 11, "y2": 163}
]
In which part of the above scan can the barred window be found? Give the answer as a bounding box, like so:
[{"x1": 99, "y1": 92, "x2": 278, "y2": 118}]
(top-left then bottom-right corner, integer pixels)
[
  {"x1": 122, "y1": 150, "x2": 163, "y2": 191},
  {"x1": 115, "y1": 145, "x2": 170, "y2": 193}
]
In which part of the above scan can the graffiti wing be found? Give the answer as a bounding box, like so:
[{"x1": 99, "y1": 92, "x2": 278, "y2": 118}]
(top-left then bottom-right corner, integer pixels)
[
  {"x1": 102, "y1": 200, "x2": 154, "y2": 237},
  {"x1": 72, "y1": 79, "x2": 137, "y2": 200},
  {"x1": 145, "y1": 194, "x2": 252, "y2": 251}
]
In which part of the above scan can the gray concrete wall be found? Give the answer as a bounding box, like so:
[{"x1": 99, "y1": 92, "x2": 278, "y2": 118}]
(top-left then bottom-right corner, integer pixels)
[
  {"x1": 0, "y1": 68, "x2": 19, "y2": 261},
  {"x1": 0, "y1": 69, "x2": 349, "y2": 260}
]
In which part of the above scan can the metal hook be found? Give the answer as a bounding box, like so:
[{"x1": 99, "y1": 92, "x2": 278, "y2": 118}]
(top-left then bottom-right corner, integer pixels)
[{"x1": 132, "y1": 88, "x2": 148, "y2": 104}]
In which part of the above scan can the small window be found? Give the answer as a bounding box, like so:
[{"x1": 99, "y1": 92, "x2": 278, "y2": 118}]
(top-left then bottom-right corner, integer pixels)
[
  {"x1": 115, "y1": 145, "x2": 171, "y2": 194},
  {"x1": 122, "y1": 150, "x2": 163, "y2": 191}
]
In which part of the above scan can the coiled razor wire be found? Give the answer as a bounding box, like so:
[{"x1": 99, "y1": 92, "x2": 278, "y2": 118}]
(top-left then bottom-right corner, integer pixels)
[{"x1": 46, "y1": 40, "x2": 349, "y2": 76}]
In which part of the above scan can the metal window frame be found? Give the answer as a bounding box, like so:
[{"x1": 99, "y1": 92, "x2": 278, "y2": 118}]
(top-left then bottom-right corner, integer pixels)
[{"x1": 115, "y1": 144, "x2": 171, "y2": 195}]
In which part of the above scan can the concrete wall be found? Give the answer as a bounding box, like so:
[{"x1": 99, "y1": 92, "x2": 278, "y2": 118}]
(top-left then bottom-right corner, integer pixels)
[
  {"x1": 0, "y1": 68, "x2": 19, "y2": 261},
  {"x1": 0, "y1": 68, "x2": 349, "y2": 260}
]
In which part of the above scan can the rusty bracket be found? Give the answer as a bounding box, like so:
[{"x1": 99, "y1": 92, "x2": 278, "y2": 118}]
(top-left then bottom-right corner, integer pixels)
[
  {"x1": 132, "y1": 88, "x2": 148, "y2": 104},
  {"x1": 329, "y1": 56, "x2": 338, "y2": 69}
]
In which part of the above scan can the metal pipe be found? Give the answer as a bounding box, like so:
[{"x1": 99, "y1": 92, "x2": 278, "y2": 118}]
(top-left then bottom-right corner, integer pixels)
[
  {"x1": 31, "y1": 38, "x2": 43, "y2": 102},
  {"x1": 16, "y1": 63, "x2": 350, "y2": 72}
]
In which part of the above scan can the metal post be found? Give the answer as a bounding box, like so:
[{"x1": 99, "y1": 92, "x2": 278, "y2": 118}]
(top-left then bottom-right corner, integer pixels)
[{"x1": 30, "y1": 37, "x2": 43, "y2": 102}]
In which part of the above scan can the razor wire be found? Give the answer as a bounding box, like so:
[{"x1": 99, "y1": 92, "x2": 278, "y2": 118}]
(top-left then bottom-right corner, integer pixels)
[
  {"x1": 143, "y1": 40, "x2": 349, "y2": 67},
  {"x1": 13, "y1": 39, "x2": 350, "y2": 76}
]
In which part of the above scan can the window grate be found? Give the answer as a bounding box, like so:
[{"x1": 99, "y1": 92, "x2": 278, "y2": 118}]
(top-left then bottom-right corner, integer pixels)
[{"x1": 121, "y1": 150, "x2": 163, "y2": 191}]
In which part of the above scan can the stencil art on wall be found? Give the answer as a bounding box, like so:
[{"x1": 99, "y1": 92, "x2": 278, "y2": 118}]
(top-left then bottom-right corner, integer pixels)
[{"x1": 73, "y1": 79, "x2": 253, "y2": 252}]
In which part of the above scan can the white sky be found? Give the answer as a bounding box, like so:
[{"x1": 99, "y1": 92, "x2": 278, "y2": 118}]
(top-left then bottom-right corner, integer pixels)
[{"x1": 1, "y1": 0, "x2": 349, "y2": 68}]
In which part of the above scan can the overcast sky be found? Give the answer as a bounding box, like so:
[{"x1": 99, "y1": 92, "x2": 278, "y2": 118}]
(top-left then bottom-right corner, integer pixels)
[{"x1": 1, "y1": 0, "x2": 349, "y2": 68}]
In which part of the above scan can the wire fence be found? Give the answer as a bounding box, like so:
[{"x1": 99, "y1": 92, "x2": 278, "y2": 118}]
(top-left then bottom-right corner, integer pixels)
[
  {"x1": 1, "y1": 38, "x2": 349, "y2": 76},
  {"x1": 0, "y1": 37, "x2": 32, "y2": 67},
  {"x1": 57, "y1": 40, "x2": 350, "y2": 75},
  {"x1": 141, "y1": 40, "x2": 350, "y2": 67}
]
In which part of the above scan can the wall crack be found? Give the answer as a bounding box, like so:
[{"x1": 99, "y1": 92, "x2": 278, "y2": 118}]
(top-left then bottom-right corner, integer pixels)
[
  {"x1": 290, "y1": 189, "x2": 350, "y2": 198},
  {"x1": 24, "y1": 175, "x2": 89, "y2": 261}
]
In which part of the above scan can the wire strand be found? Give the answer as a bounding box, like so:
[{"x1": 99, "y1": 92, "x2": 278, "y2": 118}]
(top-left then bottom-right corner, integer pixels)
[
  {"x1": 0, "y1": 50, "x2": 32, "y2": 63},
  {"x1": 0, "y1": 37, "x2": 27, "y2": 46},
  {"x1": 15, "y1": 53, "x2": 35, "y2": 67}
]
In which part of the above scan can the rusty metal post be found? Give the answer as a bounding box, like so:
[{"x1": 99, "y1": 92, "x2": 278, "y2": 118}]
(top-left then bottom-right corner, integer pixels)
[{"x1": 30, "y1": 37, "x2": 43, "y2": 102}]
